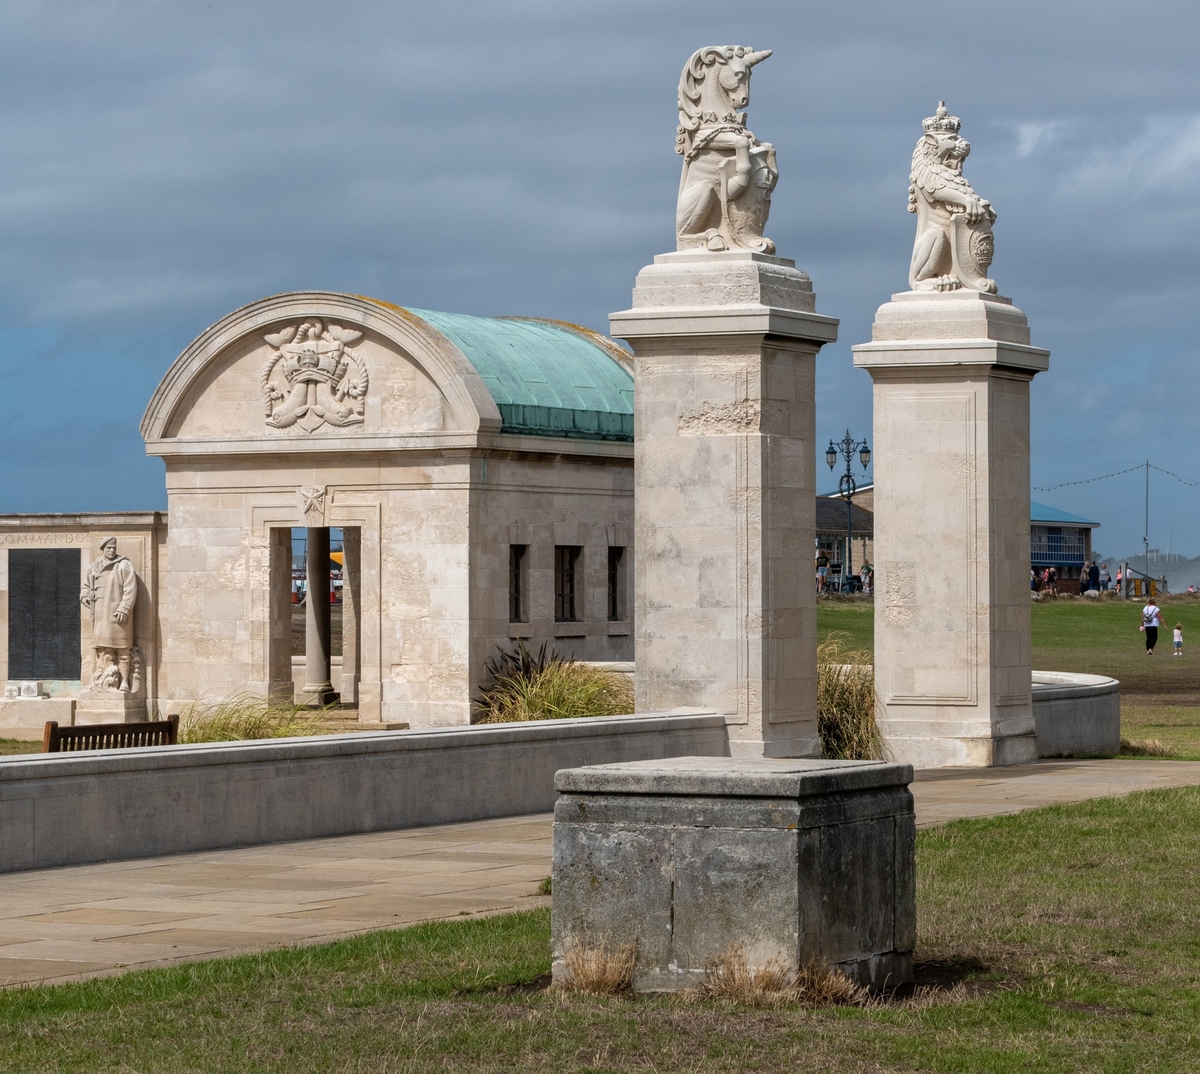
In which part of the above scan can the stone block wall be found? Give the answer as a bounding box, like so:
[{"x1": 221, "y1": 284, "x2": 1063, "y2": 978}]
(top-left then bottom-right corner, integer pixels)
[
  {"x1": 156, "y1": 447, "x2": 633, "y2": 730},
  {"x1": 468, "y1": 449, "x2": 634, "y2": 710},
  {"x1": 0, "y1": 513, "x2": 166, "y2": 728}
]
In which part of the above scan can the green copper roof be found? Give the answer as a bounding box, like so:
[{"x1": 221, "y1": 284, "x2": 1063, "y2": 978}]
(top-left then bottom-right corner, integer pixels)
[{"x1": 406, "y1": 309, "x2": 633, "y2": 442}]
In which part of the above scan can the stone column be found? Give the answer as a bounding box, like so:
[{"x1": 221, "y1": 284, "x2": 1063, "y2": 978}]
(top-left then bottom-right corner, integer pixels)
[
  {"x1": 340, "y1": 527, "x2": 361, "y2": 709},
  {"x1": 610, "y1": 250, "x2": 838, "y2": 757},
  {"x1": 301, "y1": 526, "x2": 333, "y2": 705},
  {"x1": 852, "y1": 290, "x2": 1049, "y2": 767}
]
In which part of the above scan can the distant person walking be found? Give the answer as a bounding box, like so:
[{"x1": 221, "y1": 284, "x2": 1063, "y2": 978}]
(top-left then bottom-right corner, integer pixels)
[
  {"x1": 1174, "y1": 622, "x2": 1184, "y2": 657},
  {"x1": 1141, "y1": 597, "x2": 1163, "y2": 654},
  {"x1": 1099, "y1": 564, "x2": 1111, "y2": 591},
  {"x1": 1088, "y1": 561, "x2": 1100, "y2": 592},
  {"x1": 1031, "y1": 568, "x2": 1039, "y2": 592}
]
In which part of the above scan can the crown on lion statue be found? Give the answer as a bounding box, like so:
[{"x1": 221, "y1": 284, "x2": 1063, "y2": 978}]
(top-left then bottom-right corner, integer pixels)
[{"x1": 922, "y1": 101, "x2": 961, "y2": 135}]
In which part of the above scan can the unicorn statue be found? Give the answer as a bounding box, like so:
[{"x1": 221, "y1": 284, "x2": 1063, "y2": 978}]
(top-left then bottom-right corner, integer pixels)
[{"x1": 674, "y1": 46, "x2": 777, "y2": 253}]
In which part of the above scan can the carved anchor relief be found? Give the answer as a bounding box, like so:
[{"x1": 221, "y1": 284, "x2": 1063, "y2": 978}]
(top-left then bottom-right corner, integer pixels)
[{"x1": 261, "y1": 320, "x2": 369, "y2": 433}]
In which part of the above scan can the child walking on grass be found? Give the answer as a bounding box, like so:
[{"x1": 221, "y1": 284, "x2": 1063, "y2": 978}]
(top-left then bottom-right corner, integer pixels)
[{"x1": 1174, "y1": 622, "x2": 1183, "y2": 657}]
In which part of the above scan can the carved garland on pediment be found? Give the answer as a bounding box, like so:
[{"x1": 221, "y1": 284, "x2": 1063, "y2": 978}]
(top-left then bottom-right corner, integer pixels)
[{"x1": 260, "y1": 320, "x2": 369, "y2": 433}]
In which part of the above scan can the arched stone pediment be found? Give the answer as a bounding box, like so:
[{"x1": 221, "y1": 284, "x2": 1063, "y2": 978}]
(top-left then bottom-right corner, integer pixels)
[{"x1": 141, "y1": 292, "x2": 503, "y2": 456}]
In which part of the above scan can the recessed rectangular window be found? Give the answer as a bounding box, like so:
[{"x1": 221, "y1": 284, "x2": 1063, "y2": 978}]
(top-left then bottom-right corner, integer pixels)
[
  {"x1": 554, "y1": 545, "x2": 581, "y2": 622},
  {"x1": 8, "y1": 549, "x2": 82, "y2": 680},
  {"x1": 607, "y1": 546, "x2": 626, "y2": 621},
  {"x1": 508, "y1": 544, "x2": 528, "y2": 623}
]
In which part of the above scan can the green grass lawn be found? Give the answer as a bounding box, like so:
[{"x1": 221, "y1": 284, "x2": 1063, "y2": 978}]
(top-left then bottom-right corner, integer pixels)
[
  {"x1": 819, "y1": 594, "x2": 1200, "y2": 758},
  {"x1": 817, "y1": 597, "x2": 874, "y2": 652},
  {"x1": 1028, "y1": 594, "x2": 1200, "y2": 695},
  {"x1": 0, "y1": 737, "x2": 39, "y2": 755},
  {"x1": 3, "y1": 787, "x2": 1199, "y2": 1072}
]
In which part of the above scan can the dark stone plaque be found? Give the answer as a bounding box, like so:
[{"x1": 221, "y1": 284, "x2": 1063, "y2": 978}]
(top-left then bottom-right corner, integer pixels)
[{"x1": 7, "y1": 549, "x2": 82, "y2": 680}]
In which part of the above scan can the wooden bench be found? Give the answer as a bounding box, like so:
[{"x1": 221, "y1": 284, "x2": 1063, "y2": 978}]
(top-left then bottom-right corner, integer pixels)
[{"x1": 43, "y1": 715, "x2": 179, "y2": 753}]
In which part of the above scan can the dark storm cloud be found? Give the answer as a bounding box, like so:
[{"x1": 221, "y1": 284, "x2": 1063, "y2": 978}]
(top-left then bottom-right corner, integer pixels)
[{"x1": 1, "y1": 0, "x2": 1198, "y2": 558}]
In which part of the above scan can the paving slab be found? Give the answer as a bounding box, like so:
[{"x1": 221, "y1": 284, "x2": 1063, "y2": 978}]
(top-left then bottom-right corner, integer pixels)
[{"x1": 0, "y1": 759, "x2": 1197, "y2": 990}]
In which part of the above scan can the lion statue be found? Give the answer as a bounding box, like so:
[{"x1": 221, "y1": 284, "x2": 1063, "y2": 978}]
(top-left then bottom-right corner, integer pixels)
[
  {"x1": 908, "y1": 102, "x2": 997, "y2": 293},
  {"x1": 675, "y1": 46, "x2": 777, "y2": 253}
]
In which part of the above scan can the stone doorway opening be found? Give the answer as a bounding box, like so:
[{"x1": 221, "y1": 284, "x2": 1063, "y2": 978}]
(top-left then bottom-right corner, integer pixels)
[{"x1": 270, "y1": 526, "x2": 361, "y2": 708}]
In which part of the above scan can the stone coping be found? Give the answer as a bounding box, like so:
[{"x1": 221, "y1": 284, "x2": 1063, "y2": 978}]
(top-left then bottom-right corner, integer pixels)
[
  {"x1": 0, "y1": 512, "x2": 166, "y2": 527},
  {"x1": 0, "y1": 711, "x2": 724, "y2": 782},
  {"x1": 1031, "y1": 670, "x2": 1120, "y2": 701},
  {"x1": 554, "y1": 756, "x2": 913, "y2": 797}
]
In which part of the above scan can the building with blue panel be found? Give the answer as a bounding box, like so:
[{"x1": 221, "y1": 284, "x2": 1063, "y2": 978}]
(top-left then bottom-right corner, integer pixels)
[{"x1": 1030, "y1": 501, "x2": 1099, "y2": 589}]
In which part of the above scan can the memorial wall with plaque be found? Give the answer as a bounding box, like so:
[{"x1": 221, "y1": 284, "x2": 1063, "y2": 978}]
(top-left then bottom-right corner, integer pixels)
[{"x1": 7, "y1": 549, "x2": 82, "y2": 681}]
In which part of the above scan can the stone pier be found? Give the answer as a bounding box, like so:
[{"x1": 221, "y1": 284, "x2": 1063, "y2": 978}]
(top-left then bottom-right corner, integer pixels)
[
  {"x1": 853, "y1": 291, "x2": 1048, "y2": 766},
  {"x1": 852, "y1": 101, "x2": 1050, "y2": 768},
  {"x1": 610, "y1": 251, "x2": 837, "y2": 758}
]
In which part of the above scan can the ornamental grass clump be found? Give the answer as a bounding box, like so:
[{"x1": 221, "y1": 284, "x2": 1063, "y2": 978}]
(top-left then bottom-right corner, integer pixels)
[
  {"x1": 700, "y1": 945, "x2": 868, "y2": 1007},
  {"x1": 475, "y1": 642, "x2": 634, "y2": 723},
  {"x1": 178, "y1": 693, "x2": 341, "y2": 743},
  {"x1": 817, "y1": 632, "x2": 886, "y2": 760},
  {"x1": 1120, "y1": 736, "x2": 1174, "y2": 757},
  {"x1": 557, "y1": 939, "x2": 637, "y2": 994}
]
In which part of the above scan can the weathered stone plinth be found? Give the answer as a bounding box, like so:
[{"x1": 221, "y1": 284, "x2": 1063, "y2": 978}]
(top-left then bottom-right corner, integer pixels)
[
  {"x1": 551, "y1": 756, "x2": 915, "y2": 991},
  {"x1": 610, "y1": 251, "x2": 838, "y2": 758},
  {"x1": 853, "y1": 290, "x2": 1049, "y2": 767},
  {"x1": 75, "y1": 691, "x2": 148, "y2": 725}
]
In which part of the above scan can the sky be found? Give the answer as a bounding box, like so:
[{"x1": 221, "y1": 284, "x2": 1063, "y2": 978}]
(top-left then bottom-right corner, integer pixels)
[{"x1": 1, "y1": 0, "x2": 1199, "y2": 559}]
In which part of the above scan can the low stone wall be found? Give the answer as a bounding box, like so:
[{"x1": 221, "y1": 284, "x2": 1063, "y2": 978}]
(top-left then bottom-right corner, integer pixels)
[
  {"x1": 1032, "y1": 671, "x2": 1121, "y2": 758},
  {"x1": 578, "y1": 664, "x2": 1121, "y2": 760},
  {"x1": 0, "y1": 712, "x2": 728, "y2": 875}
]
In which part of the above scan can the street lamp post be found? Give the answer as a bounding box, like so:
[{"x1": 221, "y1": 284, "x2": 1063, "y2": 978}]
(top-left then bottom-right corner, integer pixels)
[{"x1": 826, "y1": 430, "x2": 871, "y2": 593}]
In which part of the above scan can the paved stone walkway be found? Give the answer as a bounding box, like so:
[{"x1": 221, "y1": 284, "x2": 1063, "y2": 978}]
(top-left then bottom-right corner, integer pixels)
[
  {"x1": 2, "y1": 758, "x2": 1198, "y2": 990},
  {"x1": 910, "y1": 757, "x2": 1200, "y2": 827}
]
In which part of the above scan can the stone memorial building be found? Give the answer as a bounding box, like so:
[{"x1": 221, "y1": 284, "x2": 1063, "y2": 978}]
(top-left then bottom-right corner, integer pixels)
[{"x1": 2, "y1": 293, "x2": 636, "y2": 729}]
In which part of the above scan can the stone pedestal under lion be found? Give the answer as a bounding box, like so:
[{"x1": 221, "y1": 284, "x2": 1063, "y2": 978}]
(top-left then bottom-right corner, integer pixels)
[{"x1": 854, "y1": 102, "x2": 1049, "y2": 768}]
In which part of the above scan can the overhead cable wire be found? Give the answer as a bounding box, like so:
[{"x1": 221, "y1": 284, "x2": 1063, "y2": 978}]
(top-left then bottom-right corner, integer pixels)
[
  {"x1": 1032, "y1": 464, "x2": 1145, "y2": 491},
  {"x1": 1034, "y1": 462, "x2": 1200, "y2": 492},
  {"x1": 1148, "y1": 464, "x2": 1200, "y2": 488}
]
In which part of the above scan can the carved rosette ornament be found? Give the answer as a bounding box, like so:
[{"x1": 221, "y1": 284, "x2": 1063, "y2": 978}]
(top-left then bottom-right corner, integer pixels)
[
  {"x1": 261, "y1": 320, "x2": 369, "y2": 433},
  {"x1": 675, "y1": 46, "x2": 777, "y2": 254},
  {"x1": 907, "y1": 102, "x2": 997, "y2": 293}
]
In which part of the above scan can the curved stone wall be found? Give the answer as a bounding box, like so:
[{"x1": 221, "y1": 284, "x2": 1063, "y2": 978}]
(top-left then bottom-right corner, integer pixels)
[{"x1": 1031, "y1": 671, "x2": 1121, "y2": 758}]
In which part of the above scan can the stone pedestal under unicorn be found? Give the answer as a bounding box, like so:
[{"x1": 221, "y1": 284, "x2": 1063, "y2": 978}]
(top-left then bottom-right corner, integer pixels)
[{"x1": 674, "y1": 46, "x2": 777, "y2": 253}]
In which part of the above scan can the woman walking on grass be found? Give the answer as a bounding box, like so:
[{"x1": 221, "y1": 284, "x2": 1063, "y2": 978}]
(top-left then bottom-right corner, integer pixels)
[{"x1": 1141, "y1": 597, "x2": 1163, "y2": 655}]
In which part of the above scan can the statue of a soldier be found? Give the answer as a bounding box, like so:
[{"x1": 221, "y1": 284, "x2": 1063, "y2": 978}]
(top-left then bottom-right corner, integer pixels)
[{"x1": 80, "y1": 538, "x2": 139, "y2": 692}]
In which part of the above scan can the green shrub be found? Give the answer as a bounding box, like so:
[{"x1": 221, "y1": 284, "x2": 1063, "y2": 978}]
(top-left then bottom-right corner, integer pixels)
[
  {"x1": 817, "y1": 633, "x2": 886, "y2": 760},
  {"x1": 178, "y1": 693, "x2": 341, "y2": 743},
  {"x1": 475, "y1": 642, "x2": 634, "y2": 723}
]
